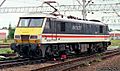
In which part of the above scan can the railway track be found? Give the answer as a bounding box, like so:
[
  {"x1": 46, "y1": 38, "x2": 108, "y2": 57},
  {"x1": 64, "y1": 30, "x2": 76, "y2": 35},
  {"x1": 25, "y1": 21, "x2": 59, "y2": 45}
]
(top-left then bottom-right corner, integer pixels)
[
  {"x1": 0, "y1": 48, "x2": 120, "y2": 71},
  {"x1": 0, "y1": 58, "x2": 43, "y2": 69},
  {"x1": 0, "y1": 44, "x2": 10, "y2": 48},
  {"x1": 0, "y1": 53, "x2": 16, "y2": 57},
  {"x1": 31, "y1": 49, "x2": 120, "y2": 71}
]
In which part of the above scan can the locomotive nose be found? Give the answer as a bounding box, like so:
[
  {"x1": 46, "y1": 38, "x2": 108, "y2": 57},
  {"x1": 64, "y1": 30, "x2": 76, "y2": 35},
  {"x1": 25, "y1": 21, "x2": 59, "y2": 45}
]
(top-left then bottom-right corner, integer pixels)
[{"x1": 14, "y1": 35, "x2": 40, "y2": 43}]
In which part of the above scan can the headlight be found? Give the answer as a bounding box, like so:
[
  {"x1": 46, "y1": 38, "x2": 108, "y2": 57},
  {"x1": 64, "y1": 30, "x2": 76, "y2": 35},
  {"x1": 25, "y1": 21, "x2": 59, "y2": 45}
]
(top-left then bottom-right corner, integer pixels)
[
  {"x1": 15, "y1": 35, "x2": 20, "y2": 39},
  {"x1": 30, "y1": 35, "x2": 37, "y2": 39}
]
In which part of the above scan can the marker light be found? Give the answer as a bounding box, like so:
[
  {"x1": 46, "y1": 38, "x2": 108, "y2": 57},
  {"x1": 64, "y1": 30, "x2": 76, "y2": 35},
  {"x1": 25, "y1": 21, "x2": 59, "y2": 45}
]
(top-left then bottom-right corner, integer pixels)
[
  {"x1": 15, "y1": 35, "x2": 20, "y2": 39},
  {"x1": 30, "y1": 35, "x2": 37, "y2": 39}
]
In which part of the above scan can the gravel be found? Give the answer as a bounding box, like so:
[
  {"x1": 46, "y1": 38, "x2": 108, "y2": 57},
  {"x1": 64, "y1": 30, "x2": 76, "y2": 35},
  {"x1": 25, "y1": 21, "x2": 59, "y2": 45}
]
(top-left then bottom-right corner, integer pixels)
[
  {"x1": 1, "y1": 55, "x2": 120, "y2": 71},
  {"x1": 0, "y1": 61, "x2": 58, "y2": 71},
  {"x1": 74, "y1": 55, "x2": 120, "y2": 71}
]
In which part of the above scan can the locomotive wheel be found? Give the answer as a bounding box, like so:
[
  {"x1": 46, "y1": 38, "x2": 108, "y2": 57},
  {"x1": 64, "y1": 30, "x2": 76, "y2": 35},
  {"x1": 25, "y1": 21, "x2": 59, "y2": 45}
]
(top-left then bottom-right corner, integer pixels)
[
  {"x1": 98, "y1": 47, "x2": 106, "y2": 53},
  {"x1": 29, "y1": 48, "x2": 42, "y2": 58},
  {"x1": 35, "y1": 48, "x2": 42, "y2": 58},
  {"x1": 87, "y1": 47, "x2": 93, "y2": 54},
  {"x1": 28, "y1": 48, "x2": 42, "y2": 58}
]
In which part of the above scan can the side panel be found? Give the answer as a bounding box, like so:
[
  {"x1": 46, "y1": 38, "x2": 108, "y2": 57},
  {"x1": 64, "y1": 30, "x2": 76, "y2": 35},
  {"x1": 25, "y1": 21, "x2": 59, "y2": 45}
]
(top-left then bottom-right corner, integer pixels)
[
  {"x1": 42, "y1": 18, "x2": 57, "y2": 42},
  {"x1": 15, "y1": 28, "x2": 42, "y2": 35},
  {"x1": 42, "y1": 18, "x2": 110, "y2": 44},
  {"x1": 41, "y1": 34, "x2": 110, "y2": 44}
]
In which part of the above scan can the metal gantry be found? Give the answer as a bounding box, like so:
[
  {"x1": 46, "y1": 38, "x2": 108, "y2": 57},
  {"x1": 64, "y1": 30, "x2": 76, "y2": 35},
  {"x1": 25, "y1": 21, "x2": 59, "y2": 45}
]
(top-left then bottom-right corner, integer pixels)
[
  {"x1": 0, "y1": 3, "x2": 120, "y2": 13},
  {"x1": 0, "y1": 0, "x2": 120, "y2": 30}
]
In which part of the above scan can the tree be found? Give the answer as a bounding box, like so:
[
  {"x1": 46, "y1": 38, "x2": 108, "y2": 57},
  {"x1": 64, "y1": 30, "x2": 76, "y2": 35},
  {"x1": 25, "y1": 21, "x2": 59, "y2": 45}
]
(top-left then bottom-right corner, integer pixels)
[
  {"x1": 109, "y1": 28, "x2": 113, "y2": 32},
  {"x1": 8, "y1": 28, "x2": 15, "y2": 39},
  {"x1": 2, "y1": 27, "x2": 7, "y2": 29},
  {"x1": 8, "y1": 23, "x2": 12, "y2": 30},
  {"x1": 8, "y1": 24, "x2": 15, "y2": 39},
  {"x1": 115, "y1": 29, "x2": 120, "y2": 31}
]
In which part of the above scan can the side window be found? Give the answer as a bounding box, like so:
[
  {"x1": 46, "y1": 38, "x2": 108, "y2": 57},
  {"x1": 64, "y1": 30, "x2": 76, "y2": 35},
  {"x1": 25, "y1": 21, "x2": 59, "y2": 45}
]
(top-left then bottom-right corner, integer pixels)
[
  {"x1": 43, "y1": 18, "x2": 51, "y2": 33},
  {"x1": 81, "y1": 24, "x2": 83, "y2": 34},
  {"x1": 60, "y1": 22, "x2": 65, "y2": 32},
  {"x1": 91, "y1": 25, "x2": 94, "y2": 34},
  {"x1": 44, "y1": 19, "x2": 51, "y2": 29},
  {"x1": 82, "y1": 24, "x2": 85, "y2": 34},
  {"x1": 86, "y1": 24, "x2": 89, "y2": 34},
  {"x1": 89, "y1": 24, "x2": 92, "y2": 34},
  {"x1": 100, "y1": 25, "x2": 103, "y2": 33},
  {"x1": 106, "y1": 26, "x2": 109, "y2": 34}
]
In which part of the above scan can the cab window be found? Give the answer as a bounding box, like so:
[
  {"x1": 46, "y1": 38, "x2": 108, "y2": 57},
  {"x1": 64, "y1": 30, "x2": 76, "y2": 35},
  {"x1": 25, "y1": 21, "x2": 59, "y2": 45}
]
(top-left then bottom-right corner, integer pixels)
[
  {"x1": 18, "y1": 19, "x2": 30, "y2": 27},
  {"x1": 29, "y1": 18, "x2": 44, "y2": 27},
  {"x1": 18, "y1": 17, "x2": 44, "y2": 27}
]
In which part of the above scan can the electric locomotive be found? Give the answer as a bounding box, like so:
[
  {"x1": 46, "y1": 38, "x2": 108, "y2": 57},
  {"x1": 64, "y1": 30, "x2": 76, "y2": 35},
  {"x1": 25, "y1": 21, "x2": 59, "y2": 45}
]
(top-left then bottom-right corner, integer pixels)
[{"x1": 11, "y1": 14, "x2": 111, "y2": 58}]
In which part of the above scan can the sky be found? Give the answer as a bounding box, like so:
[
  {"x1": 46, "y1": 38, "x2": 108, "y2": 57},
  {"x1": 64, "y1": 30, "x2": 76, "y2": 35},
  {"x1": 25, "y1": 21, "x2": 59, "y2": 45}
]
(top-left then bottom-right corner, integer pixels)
[{"x1": 0, "y1": 0, "x2": 120, "y2": 29}]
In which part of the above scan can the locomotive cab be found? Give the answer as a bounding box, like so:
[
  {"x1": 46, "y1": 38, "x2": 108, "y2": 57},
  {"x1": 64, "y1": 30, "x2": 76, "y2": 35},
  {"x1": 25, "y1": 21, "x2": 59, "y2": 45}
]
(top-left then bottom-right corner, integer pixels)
[
  {"x1": 11, "y1": 17, "x2": 46, "y2": 58},
  {"x1": 15, "y1": 17, "x2": 44, "y2": 43}
]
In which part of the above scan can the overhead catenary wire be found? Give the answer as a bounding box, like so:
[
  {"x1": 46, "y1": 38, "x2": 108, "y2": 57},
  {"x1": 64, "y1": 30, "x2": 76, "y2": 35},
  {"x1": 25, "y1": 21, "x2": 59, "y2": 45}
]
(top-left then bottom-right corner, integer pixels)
[
  {"x1": 7, "y1": 0, "x2": 41, "y2": 5},
  {"x1": 0, "y1": 0, "x2": 6, "y2": 7},
  {"x1": 111, "y1": 5, "x2": 120, "y2": 17},
  {"x1": 0, "y1": 0, "x2": 42, "y2": 7}
]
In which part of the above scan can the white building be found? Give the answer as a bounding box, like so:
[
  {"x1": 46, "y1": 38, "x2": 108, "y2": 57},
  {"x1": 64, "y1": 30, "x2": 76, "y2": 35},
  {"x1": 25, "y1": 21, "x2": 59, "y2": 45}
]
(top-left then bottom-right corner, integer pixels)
[
  {"x1": 0, "y1": 29, "x2": 9, "y2": 39},
  {"x1": 109, "y1": 31, "x2": 120, "y2": 40}
]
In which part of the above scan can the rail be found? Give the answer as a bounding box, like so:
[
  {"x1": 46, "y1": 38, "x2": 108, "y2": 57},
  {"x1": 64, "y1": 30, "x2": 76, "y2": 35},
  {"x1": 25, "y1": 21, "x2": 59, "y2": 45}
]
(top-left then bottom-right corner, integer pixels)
[
  {"x1": 0, "y1": 48, "x2": 119, "y2": 70},
  {"x1": 0, "y1": 58, "x2": 43, "y2": 69},
  {"x1": 31, "y1": 49, "x2": 120, "y2": 71},
  {"x1": 0, "y1": 44, "x2": 10, "y2": 48}
]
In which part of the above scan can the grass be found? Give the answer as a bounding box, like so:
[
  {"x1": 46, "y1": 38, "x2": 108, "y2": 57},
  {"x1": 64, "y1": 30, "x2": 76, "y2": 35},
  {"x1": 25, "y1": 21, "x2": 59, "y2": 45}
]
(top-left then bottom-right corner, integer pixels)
[
  {"x1": 0, "y1": 48, "x2": 14, "y2": 54},
  {"x1": 0, "y1": 39, "x2": 14, "y2": 54},
  {"x1": 0, "y1": 39, "x2": 14, "y2": 44},
  {"x1": 110, "y1": 40, "x2": 120, "y2": 46}
]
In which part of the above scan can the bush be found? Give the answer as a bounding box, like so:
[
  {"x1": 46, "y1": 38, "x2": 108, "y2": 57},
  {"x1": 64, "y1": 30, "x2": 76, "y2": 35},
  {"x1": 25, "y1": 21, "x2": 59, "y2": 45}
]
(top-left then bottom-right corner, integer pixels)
[
  {"x1": 3, "y1": 38, "x2": 7, "y2": 43},
  {"x1": 8, "y1": 28, "x2": 15, "y2": 39},
  {"x1": 0, "y1": 48, "x2": 13, "y2": 54}
]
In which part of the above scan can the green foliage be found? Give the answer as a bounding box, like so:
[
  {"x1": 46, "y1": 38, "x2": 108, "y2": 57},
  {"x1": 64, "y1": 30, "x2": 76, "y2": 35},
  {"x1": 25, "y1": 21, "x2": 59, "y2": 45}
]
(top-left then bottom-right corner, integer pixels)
[
  {"x1": 0, "y1": 58, "x2": 5, "y2": 61},
  {"x1": 109, "y1": 29, "x2": 113, "y2": 32},
  {"x1": 95, "y1": 53, "x2": 102, "y2": 60},
  {"x1": 8, "y1": 28, "x2": 15, "y2": 39},
  {"x1": 92, "y1": 59, "x2": 102, "y2": 62},
  {"x1": 0, "y1": 48, "x2": 13, "y2": 54},
  {"x1": 80, "y1": 62, "x2": 90, "y2": 67},
  {"x1": 0, "y1": 39, "x2": 14, "y2": 44},
  {"x1": 3, "y1": 38, "x2": 7, "y2": 43},
  {"x1": 111, "y1": 40, "x2": 120, "y2": 46},
  {"x1": 8, "y1": 24, "x2": 15, "y2": 39}
]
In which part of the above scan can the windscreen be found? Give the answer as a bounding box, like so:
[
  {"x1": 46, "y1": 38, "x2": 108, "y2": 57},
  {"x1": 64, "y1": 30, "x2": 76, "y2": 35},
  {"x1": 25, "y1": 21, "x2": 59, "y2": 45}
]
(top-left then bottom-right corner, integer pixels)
[{"x1": 18, "y1": 17, "x2": 44, "y2": 27}]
